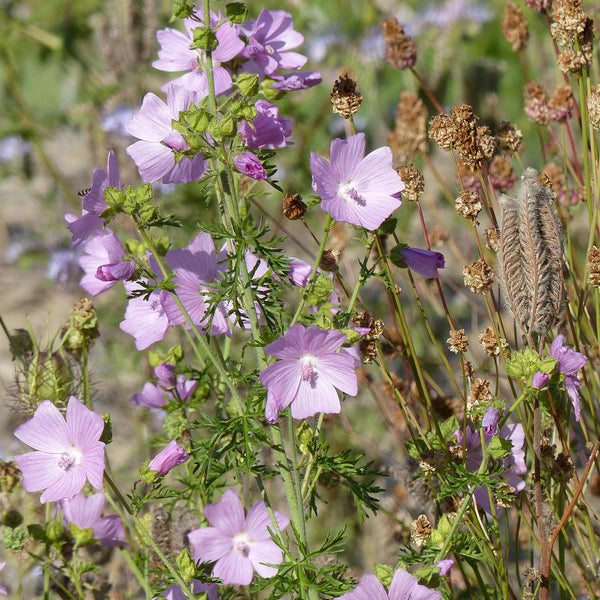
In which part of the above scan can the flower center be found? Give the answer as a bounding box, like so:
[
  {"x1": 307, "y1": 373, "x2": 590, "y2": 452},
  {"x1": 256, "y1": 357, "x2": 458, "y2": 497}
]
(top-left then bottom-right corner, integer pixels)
[
  {"x1": 339, "y1": 182, "x2": 366, "y2": 206},
  {"x1": 264, "y1": 44, "x2": 275, "y2": 55},
  {"x1": 232, "y1": 533, "x2": 250, "y2": 557},
  {"x1": 58, "y1": 447, "x2": 82, "y2": 472},
  {"x1": 300, "y1": 354, "x2": 318, "y2": 387}
]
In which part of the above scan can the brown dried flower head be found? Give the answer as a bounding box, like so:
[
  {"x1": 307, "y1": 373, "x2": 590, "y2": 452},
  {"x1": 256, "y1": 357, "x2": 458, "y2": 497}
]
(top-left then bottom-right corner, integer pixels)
[
  {"x1": 551, "y1": 0, "x2": 589, "y2": 47},
  {"x1": 455, "y1": 190, "x2": 482, "y2": 221},
  {"x1": 463, "y1": 258, "x2": 494, "y2": 294},
  {"x1": 551, "y1": 452, "x2": 575, "y2": 483},
  {"x1": 447, "y1": 328, "x2": 469, "y2": 353},
  {"x1": 396, "y1": 165, "x2": 424, "y2": 201},
  {"x1": 485, "y1": 227, "x2": 499, "y2": 252},
  {"x1": 496, "y1": 121, "x2": 523, "y2": 156},
  {"x1": 587, "y1": 245, "x2": 600, "y2": 287},
  {"x1": 503, "y1": 2, "x2": 529, "y2": 51},
  {"x1": 319, "y1": 249, "x2": 340, "y2": 272},
  {"x1": 410, "y1": 514, "x2": 432, "y2": 547},
  {"x1": 478, "y1": 326, "x2": 510, "y2": 357},
  {"x1": 588, "y1": 88, "x2": 600, "y2": 130},
  {"x1": 283, "y1": 192, "x2": 307, "y2": 220},
  {"x1": 331, "y1": 74, "x2": 363, "y2": 119},
  {"x1": 524, "y1": 0, "x2": 551, "y2": 11},
  {"x1": 429, "y1": 113, "x2": 456, "y2": 150},
  {"x1": 388, "y1": 92, "x2": 429, "y2": 164},
  {"x1": 547, "y1": 85, "x2": 573, "y2": 121},
  {"x1": 468, "y1": 377, "x2": 493, "y2": 413},
  {"x1": 524, "y1": 81, "x2": 551, "y2": 125},
  {"x1": 489, "y1": 156, "x2": 517, "y2": 190},
  {"x1": 382, "y1": 18, "x2": 417, "y2": 70},
  {"x1": 352, "y1": 312, "x2": 385, "y2": 364},
  {"x1": 494, "y1": 482, "x2": 518, "y2": 508}
]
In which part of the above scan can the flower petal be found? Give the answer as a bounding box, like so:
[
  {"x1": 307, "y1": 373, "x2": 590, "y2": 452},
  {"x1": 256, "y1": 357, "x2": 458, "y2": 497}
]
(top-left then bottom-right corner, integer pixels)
[
  {"x1": 339, "y1": 574, "x2": 388, "y2": 600},
  {"x1": 204, "y1": 489, "x2": 245, "y2": 535},
  {"x1": 213, "y1": 551, "x2": 254, "y2": 585},
  {"x1": 15, "y1": 451, "x2": 63, "y2": 492},
  {"x1": 330, "y1": 133, "x2": 366, "y2": 183},
  {"x1": 14, "y1": 401, "x2": 70, "y2": 452},
  {"x1": 291, "y1": 376, "x2": 340, "y2": 419},
  {"x1": 248, "y1": 539, "x2": 283, "y2": 578},
  {"x1": 188, "y1": 527, "x2": 232, "y2": 562},
  {"x1": 244, "y1": 500, "x2": 289, "y2": 540},
  {"x1": 40, "y1": 465, "x2": 87, "y2": 503},
  {"x1": 66, "y1": 397, "x2": 105, "y2": 449}
]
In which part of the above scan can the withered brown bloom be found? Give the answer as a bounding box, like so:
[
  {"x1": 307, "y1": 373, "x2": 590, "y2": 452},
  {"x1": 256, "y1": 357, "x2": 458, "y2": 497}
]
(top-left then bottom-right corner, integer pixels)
[
  {"x1": 463, "y1": 258, "x2": 494, "y2": 294},
  {"x1": 447, "y1": 328, "x2": 469, "y2": 353},
  {"x1": 502, "y1": 2, "x2": 529, "y2": 51},
  {"x1": 587, "y1": 245, "x2": 600, "y2": 287},
  {"x1": 283, "y1": 192, "x2": 307, "y2": 220},
  {"x1": 388, "y1": 92, "x2": 429, "y2": 164},
  {"x1": 455, "y1": 191, "x2": 482, "y2": 221},
  {"x1": 396, "y1": 165, "x2": 424, "y2": 202},
  {"x1": 382, "y1": 18, "x2": 417, "y2": 70},
  {"x1": 331, "y1": 74, "x2": 362, "y2": 119}
]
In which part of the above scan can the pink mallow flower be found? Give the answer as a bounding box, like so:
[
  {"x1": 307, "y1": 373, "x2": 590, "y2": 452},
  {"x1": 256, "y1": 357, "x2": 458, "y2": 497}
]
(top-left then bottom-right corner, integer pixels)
[
  {"x1": 0, "y1": 562, "x2": 6, "y2": 596},
  {"x1": 162, "y1": 233, "x2": 232, "y2": 336},
  {"x1": 233, "y1": 151, "x2": 267, "y2": 180},
  {"x1": 62, "y1": 493, "x2": 126, "y2": 547},
  {"x1": 455, "y1": 418, "x2": 527, "y2": 513},
  {"x1": 66, "y1": 150, "x2": 121, "y2": 249},
  {"x1": 239, "y1": 10, "x2": 307, "y2": 78},
  {"x1": 14, "y1": 396, "x2": 105, "y2": 503},
  {"x1": 79, "y1": 228, "x2": 135, "y2": 296},
  {"x1": 154, "y1": 581, "x2": 218, "y2": 600},
  {"x1": 188, "y1": 489, "x2": 289, "y2": 585},
  {"x1": 129, "y1": 362, "x2": 197, "y2": 409},
  {"x1": 119, "y1": 279, "x2": 171, "y2": 350},
  {"x1": 147, "y1": 440, "x2": 189, "y2": 476},
  {"x1": 153, "y1": 9, "x2": 244, "y2": 97},
  {"x1": 239, "y1": 100, "x2": 292, "y2": 150},
  {"x1": 259, "y1": 323, "x2": 358, "y2": 422},
  {"x1": 126, "y1": 85, "x2": 208, "y2": 184},
  {"x1": 310, "y1": 132, "x2": 404, "y2": 230},
  {"x1": 550, "y1": 334, "x2": 587, "y2": 421},
  {"x1": 339, "y1": 569, "x2": 441, "y2": 600}
]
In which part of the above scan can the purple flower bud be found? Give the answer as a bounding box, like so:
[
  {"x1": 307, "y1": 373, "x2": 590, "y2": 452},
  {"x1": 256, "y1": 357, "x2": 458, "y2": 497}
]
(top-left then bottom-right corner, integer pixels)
[
  {"x1": 95, "y1": 259, "x2": 136, "y2": 282},
  {"x1": 531, "y1": 371, "x2": 549, "y2": 389},
  {"x1": 398, "y1": 247, "x2": 445, "y2": 278},
  {"x1": 148, "y1": 441, "x2": 189, "y2": 476},
  {"x1": 271, "y1": 71, "x2": 322, "y2": 91},
  {"x1": 436, "y1": 559, "x2": 454, "y2": 576},
  {"x1": 233, "y1": 152, "x2": 267, "y2": 180},
  {"x1": 482, "y1": 407, "x2": 500, "y2": 437}
]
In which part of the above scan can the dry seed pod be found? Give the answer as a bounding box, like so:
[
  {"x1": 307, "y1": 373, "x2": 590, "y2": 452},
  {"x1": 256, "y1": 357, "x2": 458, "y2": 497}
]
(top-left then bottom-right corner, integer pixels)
[{"x1": 498, "y1": 169, "x2": 564, "y2": 340}]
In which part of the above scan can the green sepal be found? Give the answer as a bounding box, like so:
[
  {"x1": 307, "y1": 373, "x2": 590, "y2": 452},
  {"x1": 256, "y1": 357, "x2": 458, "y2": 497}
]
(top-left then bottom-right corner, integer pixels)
[
  {"x1": 487, "y1": 435, "x2": 512, "y2": 459},
  {"x1": 100, "y1": 414, "x2": 113, "y2": 444},
  {"x1": 172, "y1": 0, "x2": 194, "y2": 18},
  {"x1": 104, "y1": 186, "x2": 123, "y2": 209},
  {"x1": 191, "y1": 28, "x2": 218, "y2": 52},
  {"x1": 69, "y1": 523, "x2": 94, "y2": 546},
  {"x1": 389, "y1": 243, "x2": 410, "y2": 269},
  {"x1": 373, "y1": 563, "x2": 394, "y2": 587},
  {"x1": 46, "y1": 520, "x2": 64, "y2": 542},
  {"x1": 237, "y1": 72, "x2": 260, "y2": 96},
  {"x1": 378, "y1": 217, "x2": 397, "y2": 235},
  {"x1": 176, "y1": 549, "x2": 196, "y2": 582},
  {"x1": 226, "y1": 2, "x2": 247, "y2": 24}
]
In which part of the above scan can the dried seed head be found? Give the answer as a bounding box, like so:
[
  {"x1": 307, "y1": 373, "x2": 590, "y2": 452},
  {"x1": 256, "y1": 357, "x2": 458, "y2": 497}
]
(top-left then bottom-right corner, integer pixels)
[
  {"x1": 476, "y1": 125, "x2": 497, "y2": 162},
  {"x1": 331, "y1": 74, "x2": 363, "y2": 119},
  {"x1": 498, "y1": 169, "x2": 565, "y2": 337},
  {"x1": 463, "y1": 360, "x2": 474, "y2": 378},
  {"x1": 319, "y1": 249, "x2": 340, "y2": 272},
  {"x1": 496, "y1": 121, "x2": 523, "y2": 156},
  {"x1": 551, "y1": 452, "x2": 575, "y2": 483},
  {"x1": 382, "y1": 18, "x2": 417, "y2": 69},
  {"x1": 388, "y1": 92, "x2": 429, "y2": 164},
  {"x1": 396, "y1": 165, "x2": 424, "y2": 201},
  {"x1": 551, "y1": 0, "x2": 589, "y2": 47},
  {"x1": 547, "y1": 85, "x2": 574, "y2": 121},
  {"x1": 410, "y1": 514, "x2": 432, "y2": 547},
  {"x1": 588, "y1": 88, "x2": 600, "y2": 130},
  {"x1": 503, "y1": 2, "x2": 529, "y2": 51},
  {"x1": 352, "y1": 312, "x2": 385, "y2": 363},
  {"x1": 467, "y1": 377, "x2": 493, "y2": 413},
  {"x1": 457, "y1": 161, "x2": 480, "y2": 192},
  {"x1": 524, "y1": 81, "x2": 550, "y2": 125},
  {"x1": 489, "y1": 156, "x2": 517, "y2": 190},
  {"x1": 429, "y1": 113, "x2": 455, "y2": 150},
  {"x1": 587, "y1": 245, "x2": 600, "y2": 287},
  {"x1": 282, "y1": 192, "x2": 307, "y2": 220},
  {"x1": 463, "y1": 258, "x2": 494, "y2": 294},
  {"x1": 447, "y1": 328, "x2": 469, "y2": 353},
  {"x1": 455, "y1": 190, "x2": 482, "y2": 221},
  {"x1": 494, "y1": 482, "x2": 518, "y2": 508},
  {"x1": 478, "y1": 326, "x2": 510, "y2": 357},
  {"x1": 485, "y1": 227, "x2": 500, "y2": 252}
]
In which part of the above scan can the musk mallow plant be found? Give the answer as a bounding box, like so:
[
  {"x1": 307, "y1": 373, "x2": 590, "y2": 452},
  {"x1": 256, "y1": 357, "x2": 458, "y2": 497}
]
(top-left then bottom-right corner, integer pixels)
[{"x1": 3, "y1": 0, "x2": 600, "y2": 598}]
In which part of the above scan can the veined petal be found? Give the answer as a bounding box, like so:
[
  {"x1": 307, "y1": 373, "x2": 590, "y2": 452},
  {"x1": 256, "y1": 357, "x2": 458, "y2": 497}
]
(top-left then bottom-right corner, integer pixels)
[
  {"x1": 126, "y1": 93, "x2": 171, "y2": 142},
  {"x1": 213, "y1": 22, "x2": 245, "y2": 62},
  {"x1": 276, "y1": 50, "x2": 307, "y2": 70},
  {"x1": 188, "y1": 527, "x2": 232, "y2": 562},
  {"x1": 339, "y1": 574, "x2": 388, "y2": 600},
  {"x1": 248, "y1": 539, "x2": 283, "y2": 578},
  {"x1": 126, "y1": 140, "x2": 175, "y2": 183},
  {"x1": 310, "y1": 152, "x2": 338, "y2": 201},
  {"x1": 330, "y1": 133, "x2": 365, "y2": 183},
  {"x1": 389, "y1": 568, "x2": 442, "y2": 600},
  {"x1": 263, "y1": 322, "x2": 307, "y2": 358},
  {"x1": 213, "y1": 551, "x2": 253, "y2": 585},
  {"x1": 66, "y1": 397, "x2": 105, "y2": 448},
  {"x1": 153, "y1": 28, "x2": 197, "y2": 72},
  {"x1": 40, "y1": 466, "x2": 87, "y2": 503},
  {"x1": 315, "y1": 354, "x2": 358, "y2": 396},
  {"x1": 63, "y1": 493, "x2": 105, "y2": 527},
  {"x1": 14, "y1": 401, "x2": 70, "y2": 452},
  {"x1": 259, "y1": 361, "x2": 301, "y2": 411},
  {"x1": 244, "y1": 501, "x2": 289, "y2": 540},
  {"x1": 15, "y1": 451, "x2": 64, "y2": 492},
  {"x1": 80, "y1": 443, "x2": 106, "y2": 490},
  {"x1": 304, "y1": 326, "x2": 346, "y2": 355},
  {"x1": 204, "y1": 489, "x2": 245, "y2": 534},
  {"x1": 291, "y1": 376, "x2": 340, "y2": 419},
  {"x1": 352, "y1": 147, "x2": 404, "y2": 195}
]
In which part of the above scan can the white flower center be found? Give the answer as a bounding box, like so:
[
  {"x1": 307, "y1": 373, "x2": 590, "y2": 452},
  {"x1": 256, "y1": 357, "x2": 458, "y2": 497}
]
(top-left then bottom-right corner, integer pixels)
[
  {"x1": 232, "y1": 533, "x2": 250, "y2": 557},
  {"x1": 338, "y1": 182, "x2": 366, "y2": 206},
  {"x1": 300, "y1": 354, "x2": 318, "y2": 386},
  {"x1": 264, "y1": 44, "x2": 275, "y2": 55},
  {"x1": 58, "y1": 447, "x2": 83, "y2": 471}
]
